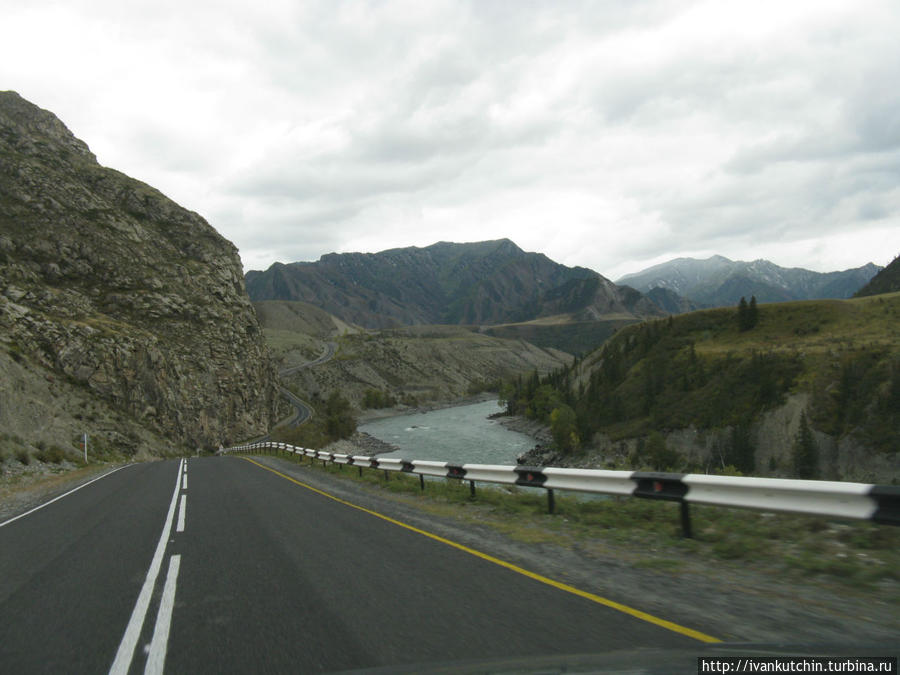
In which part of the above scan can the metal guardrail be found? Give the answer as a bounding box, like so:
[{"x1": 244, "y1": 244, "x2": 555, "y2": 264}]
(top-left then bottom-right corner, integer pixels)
[{"x1": 223, "y1": 442, "x2": 900, "y2": 537}]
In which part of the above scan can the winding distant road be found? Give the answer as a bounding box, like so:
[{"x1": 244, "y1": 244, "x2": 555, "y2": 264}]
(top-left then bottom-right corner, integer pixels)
[
  {"x1": 265, "y1": 341, "x2": 337, "y2": 435},
  {"x1": 0, "y1": 456, "x2": 714, "y2": 673},
  {"x1": 278, "y1": 341, "x2": 336, "y2": 378},
  {"x1": 277, "y1": 385, "x2": 312, "y2": 427}
]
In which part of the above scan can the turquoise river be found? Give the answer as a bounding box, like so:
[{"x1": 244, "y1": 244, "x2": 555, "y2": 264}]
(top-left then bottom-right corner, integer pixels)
[{"x1": 358, "y1": 399, "x2": 534, "y2": 465}]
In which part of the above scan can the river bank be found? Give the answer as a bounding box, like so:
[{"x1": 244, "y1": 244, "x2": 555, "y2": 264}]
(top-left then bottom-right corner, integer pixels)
[
  {"x1": 324, "y1": 431, "x2": 401, "y2": 457},
  {"x1": 326, "y1": 395, "x2": 538, "y2": 463}
]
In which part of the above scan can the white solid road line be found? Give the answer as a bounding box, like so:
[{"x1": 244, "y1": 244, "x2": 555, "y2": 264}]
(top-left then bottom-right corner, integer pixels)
[
  {"x1": 143, "y1": 554, "x2": 182, "y2": 675},
  {"x1": 176, "y1": 495, "x2": 186, "y2": 533},
  {"x1": 0, "y1": 465, "x2": 131, "y2": 528},
  {"x1": 109, "y1": 459, "x2": 184, "y2": 675}
]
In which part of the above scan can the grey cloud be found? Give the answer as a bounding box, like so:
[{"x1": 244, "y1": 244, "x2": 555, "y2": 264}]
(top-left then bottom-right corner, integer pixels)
[
  {"x1": 353, "y1": 114, "x2": 491, "y2": 164},
  {"x1": 11, "y1": 0, "x2": 897, "y2": 276},
  {"x1": 124, "y1": 124, "x2": 223, "y2": 173},
  {"x1": 215, "y1": 1, "x2": 900, "y2": 275},
  {"x1": 230, "y1": 149, "x2": 465, "y2": 203}
]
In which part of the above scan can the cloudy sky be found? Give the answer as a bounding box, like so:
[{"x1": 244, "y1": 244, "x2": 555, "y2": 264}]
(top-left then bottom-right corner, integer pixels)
[{"x1": 3, "y1": 0, "x2": 899, "y2": 279}]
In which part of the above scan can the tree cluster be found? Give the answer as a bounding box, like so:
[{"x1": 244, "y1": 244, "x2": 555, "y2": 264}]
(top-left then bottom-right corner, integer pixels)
[
  {"x1": 736, "y1": 296, "x2": 759, "y2": 331},
  {"x1": 811, "y1": 350, "x2": 900, "y2": 455},
  {"x1": 362, "y1": 388, "x2": 396, "y2": 409}
]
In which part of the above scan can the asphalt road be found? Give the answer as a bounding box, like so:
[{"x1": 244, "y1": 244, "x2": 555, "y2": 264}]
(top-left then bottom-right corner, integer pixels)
[
  {"x1": 0, "y1": 456, "x2": 709, "y2": 673},
  {"x1": 277, "y1": 385, "x2": 312, "y2": 427},
  {"x1": 278, "y1": 341, "x2": 337, "y2": 377}
]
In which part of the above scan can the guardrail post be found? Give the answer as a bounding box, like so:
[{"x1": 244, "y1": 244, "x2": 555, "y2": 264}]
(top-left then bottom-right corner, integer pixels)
[
  {"x1": 680, "y1": 502, "x2": 693, "y2": 538},
  {"x1": 469, "y1": 480, "x2": 476, "y2": 499},
  {"x1": 547, "y1": 488, "x2": 555, "y2": 514},
  {"x1": 358, "y1": 465, "x2": 363, "y2": 477},
  {"x1": 419, "y1": 474, "x2": 425, "y2": 491}
]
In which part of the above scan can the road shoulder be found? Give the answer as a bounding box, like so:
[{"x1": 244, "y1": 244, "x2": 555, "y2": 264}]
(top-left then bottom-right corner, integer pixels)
[{"x1": 243, "y1": 454, "x2": 899, "y2": 647}]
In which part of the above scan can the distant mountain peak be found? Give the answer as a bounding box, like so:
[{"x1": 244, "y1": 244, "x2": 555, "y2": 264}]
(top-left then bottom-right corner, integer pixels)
[{"x1": 616, "y1": 255, "x2": 881, "y2": 307}]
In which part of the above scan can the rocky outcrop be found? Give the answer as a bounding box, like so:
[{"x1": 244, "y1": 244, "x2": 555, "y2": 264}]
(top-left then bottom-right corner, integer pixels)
[{"x1": 0, "y1": 91, "x2": 283, "y2": 449}]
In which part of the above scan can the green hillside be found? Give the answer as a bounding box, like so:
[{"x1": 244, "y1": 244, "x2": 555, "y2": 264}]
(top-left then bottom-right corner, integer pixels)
[
  {"x1": 483, "y1": 317, "x2": 638, "y2": 356},
  {"x1": 504, "y1": 293, "x2": 900, "y2": 479},
  {"x1": 855, "y1": 255, "x2": 900, "y2": 297}
]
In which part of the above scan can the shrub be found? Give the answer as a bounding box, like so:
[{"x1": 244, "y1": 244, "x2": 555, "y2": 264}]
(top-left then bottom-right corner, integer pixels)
[
  {"x1": 36, "y1": 444, "x2": 66, "y2": 464},
  {"x1": 362, "y1": 389, "x2": 396, "y2": 409}
]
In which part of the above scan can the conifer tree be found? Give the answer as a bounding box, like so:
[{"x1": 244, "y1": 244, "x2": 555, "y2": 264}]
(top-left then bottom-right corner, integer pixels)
[
  {"x1": 737, "y1": 296, "x2": 750, "y2": 331},
  {"x1": 748, "y1": 295, "x2": 759, "y2": 329},
  {"x1": 792, "y1": 412, "x2": 818, "y2": 479}
]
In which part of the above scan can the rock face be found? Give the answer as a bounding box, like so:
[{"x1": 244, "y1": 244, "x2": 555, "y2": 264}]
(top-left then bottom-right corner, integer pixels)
[{"x1": 0, "y1": 91, "x2": 282, "y2": 448}]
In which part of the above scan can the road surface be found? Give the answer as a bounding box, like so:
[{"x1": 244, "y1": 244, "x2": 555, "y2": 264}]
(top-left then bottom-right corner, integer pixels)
[{"x1": 0, "y1": 456, "x2": 716, "y2": 673}]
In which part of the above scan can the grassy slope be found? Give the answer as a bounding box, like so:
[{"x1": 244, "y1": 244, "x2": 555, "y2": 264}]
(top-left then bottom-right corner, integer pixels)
[
  {"x1": 659, "y1": 293, "x2": 900, "y2": 448},
  {"x1": 485, "y1": 317, "x2": 637, "y2": 356},
  {"x1": 584, "y1": 291, "x2": 899, "y2": 408},
  {"x1": 680, "y1": 292, "x2": 900, "y2": 357},
  {"x1": 254, "y1": 300, "x2": 359, "y2": 338},
  {"x1": 508, "y1": 293, "x2": 900, "y2": 478},
  {"x1": 254, "y1": 300, "x2": 362, "y2": 370}
]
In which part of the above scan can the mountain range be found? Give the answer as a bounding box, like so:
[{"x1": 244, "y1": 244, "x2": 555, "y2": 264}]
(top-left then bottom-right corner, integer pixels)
[
  {"x1": 246, "y1": 239, "x2": 665, "y2": 330},
  {"x1": 616, "y1": 255, "x2": 881, "y2": 307},
  {"x1": 246, "y1": 245, "x2": 883, "y2": 356}
]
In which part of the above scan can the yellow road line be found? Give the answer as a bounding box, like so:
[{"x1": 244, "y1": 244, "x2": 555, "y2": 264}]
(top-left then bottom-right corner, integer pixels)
[{"x1": 238, "y1": 455, "x2": 722, "y2": 644}]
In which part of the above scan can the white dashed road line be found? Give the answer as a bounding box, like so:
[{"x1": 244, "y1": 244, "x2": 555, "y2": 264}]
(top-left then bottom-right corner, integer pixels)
[
  {"x1": 109, "y1": 459, "x2": 184, "y2": 675},
  {"x1": 176, "y1": 495, "x2": 187, "y2": 533},
  {"x1": 143, "y1": 554, "x2": 182, "y2": 675}
]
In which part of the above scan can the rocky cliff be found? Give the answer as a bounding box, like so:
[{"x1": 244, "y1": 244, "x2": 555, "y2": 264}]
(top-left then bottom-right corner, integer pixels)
[{"x1": 0, "y1": 91, "x2": 283, "y2": 450}]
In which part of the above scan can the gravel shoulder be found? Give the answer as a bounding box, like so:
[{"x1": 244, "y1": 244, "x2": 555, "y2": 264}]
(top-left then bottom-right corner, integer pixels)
[{"x1": 0, "y1": 462, "x2": 131, "y2": 523}]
